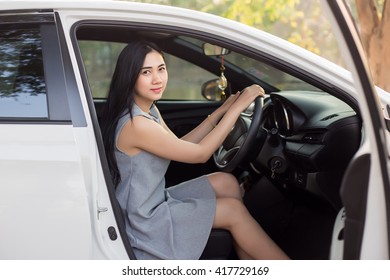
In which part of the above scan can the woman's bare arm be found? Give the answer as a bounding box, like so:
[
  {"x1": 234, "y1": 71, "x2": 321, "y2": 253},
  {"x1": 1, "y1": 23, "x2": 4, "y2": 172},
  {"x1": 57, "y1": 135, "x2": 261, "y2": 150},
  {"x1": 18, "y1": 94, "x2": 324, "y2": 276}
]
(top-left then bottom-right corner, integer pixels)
[
  {"x1": 117, "y1": 85, "x2": 263, "y2": 163},
  {"x1": 178, "y1": 92, "x2": 240, "y2": 143}
]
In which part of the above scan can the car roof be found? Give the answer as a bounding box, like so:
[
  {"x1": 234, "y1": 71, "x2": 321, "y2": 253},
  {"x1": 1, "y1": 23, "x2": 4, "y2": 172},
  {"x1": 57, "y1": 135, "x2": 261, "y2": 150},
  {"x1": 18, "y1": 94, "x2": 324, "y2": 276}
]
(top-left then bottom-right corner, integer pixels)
[{"x1": 0, "y1": 0, "x2": 222, "y2": 20}]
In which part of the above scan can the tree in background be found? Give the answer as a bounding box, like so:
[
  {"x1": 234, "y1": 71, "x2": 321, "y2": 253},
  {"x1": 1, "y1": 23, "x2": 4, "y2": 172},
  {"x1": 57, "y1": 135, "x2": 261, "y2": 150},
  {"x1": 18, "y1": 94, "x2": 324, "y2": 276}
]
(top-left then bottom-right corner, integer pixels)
[
  {"x1": 215, "y1": 0, "x2": 341, "y2": 65},
  {"x1": 132, "y1": 0, "x2": 388, "y2": 91},
  {"x1": 133, "y1": 0, "x2": 340, "y2": 63},
  {"x1": 352, "y1": 0, "x2": 389, "y2": 91}
]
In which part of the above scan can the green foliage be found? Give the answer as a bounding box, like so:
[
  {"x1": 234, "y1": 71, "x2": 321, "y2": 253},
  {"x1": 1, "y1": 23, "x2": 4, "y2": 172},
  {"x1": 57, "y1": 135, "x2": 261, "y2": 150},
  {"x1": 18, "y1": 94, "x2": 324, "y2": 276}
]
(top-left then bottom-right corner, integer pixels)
[
  {"x1": 127, "y1": 0, "x2": 343, "y2": 64},
  {"x1": 130, "y1": 0, "x2": 301, "y2": 31},
  {"x1": 206, "y1": 0, "x2": 300, "y2": 29}
]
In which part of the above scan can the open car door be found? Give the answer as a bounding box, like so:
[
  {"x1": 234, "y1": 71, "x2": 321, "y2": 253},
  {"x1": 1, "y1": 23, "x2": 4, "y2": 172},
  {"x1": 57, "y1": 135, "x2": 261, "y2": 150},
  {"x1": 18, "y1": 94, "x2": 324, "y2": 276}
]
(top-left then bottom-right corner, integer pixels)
[{"x1": 325, "y1": 0, "x2": 390, "y2": 259}]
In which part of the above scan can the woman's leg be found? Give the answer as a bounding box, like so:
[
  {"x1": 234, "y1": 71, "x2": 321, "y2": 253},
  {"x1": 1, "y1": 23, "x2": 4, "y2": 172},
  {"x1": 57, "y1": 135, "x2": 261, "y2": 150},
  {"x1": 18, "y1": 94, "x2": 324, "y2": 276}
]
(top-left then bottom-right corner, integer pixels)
[
  {"x1": 207, "y1": 172, "x2": 243, "y2": 200},
  {"x1": 207, "y1": 172, "x2": 251, "y2": 259},
  {"x1": 207, "y1": 172, "x2": 289, "y2": 259},
  {"x1": 213, "y1": 197, "x2": 289, "y2": 259}
]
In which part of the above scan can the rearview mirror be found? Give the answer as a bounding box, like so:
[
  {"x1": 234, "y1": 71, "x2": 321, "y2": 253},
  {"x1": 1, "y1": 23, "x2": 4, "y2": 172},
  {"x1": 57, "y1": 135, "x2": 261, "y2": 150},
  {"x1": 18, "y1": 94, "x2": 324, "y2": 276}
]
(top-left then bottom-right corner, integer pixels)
[{"x1": 203, "y1": 43, "x2": 230, "y2": 56}]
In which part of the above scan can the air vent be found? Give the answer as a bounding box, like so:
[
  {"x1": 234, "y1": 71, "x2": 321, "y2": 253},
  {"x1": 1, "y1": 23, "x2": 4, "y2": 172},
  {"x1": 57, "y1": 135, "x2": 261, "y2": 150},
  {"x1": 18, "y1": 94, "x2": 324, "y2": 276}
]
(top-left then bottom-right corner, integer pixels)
[{"x1": 321, "y1": 114, "x2": 338, "y2": 121}]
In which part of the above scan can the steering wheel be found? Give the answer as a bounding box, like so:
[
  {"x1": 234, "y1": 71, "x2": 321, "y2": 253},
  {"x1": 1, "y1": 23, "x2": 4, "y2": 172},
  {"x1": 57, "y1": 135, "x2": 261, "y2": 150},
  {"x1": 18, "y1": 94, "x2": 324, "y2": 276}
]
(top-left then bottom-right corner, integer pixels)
[{"x1": 213, "y1": 96, "x2": 264, "y2": 172}]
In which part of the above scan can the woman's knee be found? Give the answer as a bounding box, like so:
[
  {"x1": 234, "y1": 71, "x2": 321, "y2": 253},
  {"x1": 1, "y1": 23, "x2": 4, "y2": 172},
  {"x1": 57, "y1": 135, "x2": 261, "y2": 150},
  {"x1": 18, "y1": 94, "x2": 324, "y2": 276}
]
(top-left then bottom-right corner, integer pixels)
[
  {"x1": 207, "y1": 172, "x2": 241, "y2": 199},
  {"x1": 213, "y1": 197, "x2": 248, "y2": 229}
]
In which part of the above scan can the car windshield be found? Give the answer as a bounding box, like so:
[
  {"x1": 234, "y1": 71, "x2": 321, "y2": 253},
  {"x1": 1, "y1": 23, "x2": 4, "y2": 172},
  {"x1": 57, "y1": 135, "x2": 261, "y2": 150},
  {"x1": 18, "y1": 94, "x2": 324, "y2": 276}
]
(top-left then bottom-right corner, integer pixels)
[
  {"x1": 180, "y1": 36, "x2": 321, "y2": 92},
  {"x1": 224, "y1": 51, "x2": 321, "y2": 91}
]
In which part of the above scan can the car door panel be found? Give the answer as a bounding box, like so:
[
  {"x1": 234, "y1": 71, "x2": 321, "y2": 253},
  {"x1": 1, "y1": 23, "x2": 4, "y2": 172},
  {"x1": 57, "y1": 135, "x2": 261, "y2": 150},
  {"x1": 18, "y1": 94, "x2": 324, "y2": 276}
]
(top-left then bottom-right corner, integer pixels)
[
  {"x1": 0, "y1": 13, "x2": 92, "y2": 259},
  {"x1": 326, "y1": 0, "x2": 390, "y2": 259},
  {"x1": 0, "y1": 125, "x2": 92, "y2": 259}
]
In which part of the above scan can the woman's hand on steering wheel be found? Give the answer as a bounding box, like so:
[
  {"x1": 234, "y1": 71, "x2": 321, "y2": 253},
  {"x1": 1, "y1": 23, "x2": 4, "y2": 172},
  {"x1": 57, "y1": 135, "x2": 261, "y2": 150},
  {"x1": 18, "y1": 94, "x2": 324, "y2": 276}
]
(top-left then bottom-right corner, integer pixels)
[
  {"x1": 218, "y1": 84, "x2": 265, "y2": 116},
  {"x1": 232, "y1": 84, "x2": 265, "y2": 112},
  {"x1": 213, "y1": 84, "x2": 265, "y2": 172}
]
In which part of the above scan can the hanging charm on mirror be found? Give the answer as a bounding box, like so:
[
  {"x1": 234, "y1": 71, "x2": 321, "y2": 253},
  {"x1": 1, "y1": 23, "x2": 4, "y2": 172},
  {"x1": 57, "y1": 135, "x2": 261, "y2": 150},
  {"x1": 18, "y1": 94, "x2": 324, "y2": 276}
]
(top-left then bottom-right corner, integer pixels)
[{"x1": 217, "y1": 55, "x2": 227, "y2": 100}]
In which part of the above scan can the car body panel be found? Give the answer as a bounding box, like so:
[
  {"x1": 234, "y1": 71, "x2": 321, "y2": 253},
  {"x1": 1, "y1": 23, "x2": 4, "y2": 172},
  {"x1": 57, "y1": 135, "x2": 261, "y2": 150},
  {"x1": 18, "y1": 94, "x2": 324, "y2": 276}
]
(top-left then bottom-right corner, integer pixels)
[{"x1": 0, "y1": 124, "x2": 92, "y2": 258}]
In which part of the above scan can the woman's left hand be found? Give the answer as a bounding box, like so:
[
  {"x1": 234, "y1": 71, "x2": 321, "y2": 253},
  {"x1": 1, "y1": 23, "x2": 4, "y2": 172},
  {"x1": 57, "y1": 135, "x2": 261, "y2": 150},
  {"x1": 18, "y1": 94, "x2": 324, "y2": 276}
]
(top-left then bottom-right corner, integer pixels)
[
  {"x1": 213, "y1": 84, "x2": 264, "y2": 122},
  {"x1": 229, "y1": 84, "x2": 265, "y2": 113}
]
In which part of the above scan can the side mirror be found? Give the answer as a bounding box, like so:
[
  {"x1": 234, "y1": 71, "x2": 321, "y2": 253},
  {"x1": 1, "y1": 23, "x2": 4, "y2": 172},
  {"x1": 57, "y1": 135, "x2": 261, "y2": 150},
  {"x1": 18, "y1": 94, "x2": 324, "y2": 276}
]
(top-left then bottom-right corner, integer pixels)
[
  {"x1": 201, "y1": 79, "x2": 226, "y2": 101},
  {"x1": 203, "y1": 43, "x2": 230, "y2": 56}
]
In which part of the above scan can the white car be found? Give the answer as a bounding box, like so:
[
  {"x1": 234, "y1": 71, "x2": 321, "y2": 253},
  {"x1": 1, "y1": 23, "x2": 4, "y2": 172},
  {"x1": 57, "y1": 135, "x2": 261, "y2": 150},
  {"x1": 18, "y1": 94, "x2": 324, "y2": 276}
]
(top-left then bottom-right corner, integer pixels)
[{"x1": 0, "y1": 0, "x2": 388, "y2": 260}]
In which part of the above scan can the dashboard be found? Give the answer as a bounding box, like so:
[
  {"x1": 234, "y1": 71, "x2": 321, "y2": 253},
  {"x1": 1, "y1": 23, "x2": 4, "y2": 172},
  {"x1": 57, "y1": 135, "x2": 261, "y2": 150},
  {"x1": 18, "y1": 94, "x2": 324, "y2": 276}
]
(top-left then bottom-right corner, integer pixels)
[{"x1": 252, "y1": 91, "x2": 362, "y2": 208}]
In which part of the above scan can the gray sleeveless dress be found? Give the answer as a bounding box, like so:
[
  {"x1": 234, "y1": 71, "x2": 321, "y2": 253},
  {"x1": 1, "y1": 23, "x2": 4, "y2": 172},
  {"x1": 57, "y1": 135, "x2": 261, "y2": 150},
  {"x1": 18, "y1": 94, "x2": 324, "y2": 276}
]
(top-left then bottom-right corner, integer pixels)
[{"x1": 115, "y1": 104, "x2": 216, "y2": 260}]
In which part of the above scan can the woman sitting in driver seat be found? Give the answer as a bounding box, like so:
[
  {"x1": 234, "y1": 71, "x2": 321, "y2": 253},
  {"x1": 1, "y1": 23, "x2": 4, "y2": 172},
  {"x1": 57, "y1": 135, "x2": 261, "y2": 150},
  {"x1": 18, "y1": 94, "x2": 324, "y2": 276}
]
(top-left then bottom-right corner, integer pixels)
[{"x1": 101, "y1": 40, "x2": 289, "y2": 260}]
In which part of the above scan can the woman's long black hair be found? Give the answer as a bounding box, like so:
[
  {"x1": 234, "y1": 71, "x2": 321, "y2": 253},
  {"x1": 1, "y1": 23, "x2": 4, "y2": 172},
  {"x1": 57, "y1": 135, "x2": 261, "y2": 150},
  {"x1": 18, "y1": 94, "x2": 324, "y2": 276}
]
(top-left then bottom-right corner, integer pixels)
[{"x1": 101, "y1": 40, "x2": 164, "y2": 187}]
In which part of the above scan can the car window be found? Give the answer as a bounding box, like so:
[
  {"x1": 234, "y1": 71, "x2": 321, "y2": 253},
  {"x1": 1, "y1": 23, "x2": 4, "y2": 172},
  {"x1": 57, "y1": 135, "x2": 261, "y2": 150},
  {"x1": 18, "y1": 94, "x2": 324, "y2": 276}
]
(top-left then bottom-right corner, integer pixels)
[
  {"x1": 78, "y1": 41, "x2": 125, "y2": 99},
  {"x1": 179, "y1": 36, "x2": 321, "y2": 92},
  {"x1": 163, "y1": 55, "x2": 219, "y2": 100},
  {"x1": 224, "y1": 51, "x2": 321, "y2": 91},
  {"x1": 0, "y1": 27, "x2": 48, "y2": 118},
  {"x1": 78, "y1": 40, "x2": 218, "y2": 101}
]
